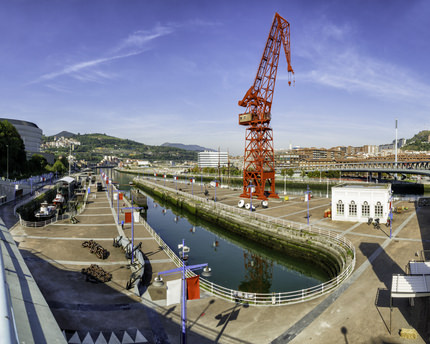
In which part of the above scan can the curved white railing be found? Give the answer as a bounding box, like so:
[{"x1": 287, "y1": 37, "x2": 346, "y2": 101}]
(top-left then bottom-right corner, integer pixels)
[{"x1": 135, "y1": 178, "x2": 356, "y2": 306}]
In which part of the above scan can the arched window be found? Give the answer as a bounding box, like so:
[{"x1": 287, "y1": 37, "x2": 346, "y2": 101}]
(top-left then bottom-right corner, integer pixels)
[
  {"x1": 362, "y1": 201, "x2": 370, "y2": 217},
  {"x1": 337, "y1": 200, "x2": 344, "y2": 215},
  {"x1": 349, "y1": 201, "x2": 357, "y2": 216},
  {"x1": 375, "y1": 201, "x2": 383, "y2": 218}
]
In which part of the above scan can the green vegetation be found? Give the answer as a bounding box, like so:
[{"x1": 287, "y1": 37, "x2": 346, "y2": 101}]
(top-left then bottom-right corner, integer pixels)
[
  {"x1": 188, "y1": 165, "x2": 242, "y2": 176},
  {"x1": 43, "y1": 133, "x2": 198, "y2": 163},
  {"x1": 1, "y1": 120, "x2": 70, "y2": 179},
  {"x1": 0, "y1": 120, "x2": 27, "y2": 178},
  {"x1": 304, "y1": 170, "x2": 340, "y2": 179},
  {"x1": 402, "y1": 130, "x2": 430, "y2": 151}
]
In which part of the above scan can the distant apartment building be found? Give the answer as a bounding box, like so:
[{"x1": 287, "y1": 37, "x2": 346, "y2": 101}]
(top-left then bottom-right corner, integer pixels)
[
  {"x1": 0, "y1": 118, "x2": 43, "y2": 159},
  {"x1": 198, "y1": 151, "x2": 228, "y2": 168},
  {"x1": 379, "y1": 138, "x2": 406, "y2": 151},
  {"x1": 42, "y1": 136, "x2": 81, "y2": 149}
]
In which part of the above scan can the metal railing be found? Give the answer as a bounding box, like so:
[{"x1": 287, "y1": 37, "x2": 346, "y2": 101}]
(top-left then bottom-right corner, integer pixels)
[
  {"x1": 135, "y1": 178, "x2": 356, "y2": 306},
  {"x1": 18, "y1": 184, "x2": 90, "y2": 228}
]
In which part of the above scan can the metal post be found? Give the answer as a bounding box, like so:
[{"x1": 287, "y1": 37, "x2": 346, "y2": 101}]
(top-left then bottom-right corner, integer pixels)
[
  {"x1": 326, "y1": 178, "x2": 328, "y2": 198},
  {"x1": 117, "y1": 191, "x2": 120, "y2": 223},
  {"x1": 306, "y1": 185, "x2": 311, "y2": 225},
  {"x1": 284, "y1": 174, "x2": 286, "y2": 195},
  {"x1": 131, "y1": 195, "x2": 135, "y2": 264},
  {"x1": 6, "y1": 144, "x2": 9, "y2": 180},
  {"x1": 181, "y1": 238, "x2": 187, "y2": 344},
  {"x1": 389, "y1": 193, "x2": 393, "y2": 239},
  {"x1": 200, "y1": 170, "x2": 203, "y2": 192},
  {"x1": 156, "y1": 240, "x2": 208, "y2": 344}
]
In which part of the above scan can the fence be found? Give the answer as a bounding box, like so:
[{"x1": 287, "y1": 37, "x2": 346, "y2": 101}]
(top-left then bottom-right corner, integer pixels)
[
  {"x1": 18, "y1": 183, "x2": 90, "y2": 228},
  {"x1": 135, "y1": 177, "x2": 356, "y2": 306}
]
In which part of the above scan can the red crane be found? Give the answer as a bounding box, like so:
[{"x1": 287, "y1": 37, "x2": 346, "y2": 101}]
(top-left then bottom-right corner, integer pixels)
[{"x1": 238, "y1": 13, "x2": 294, "y2": 200}]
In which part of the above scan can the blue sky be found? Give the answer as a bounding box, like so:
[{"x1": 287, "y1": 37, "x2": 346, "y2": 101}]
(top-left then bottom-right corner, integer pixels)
[{"x1": 1, "y1": 0, "x2": 429, "y2": 155}]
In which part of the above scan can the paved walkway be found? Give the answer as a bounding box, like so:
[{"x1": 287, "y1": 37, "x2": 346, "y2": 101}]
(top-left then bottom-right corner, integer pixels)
[{"x1": 5, "y1": 175, "x2": 430, "y2": 343}]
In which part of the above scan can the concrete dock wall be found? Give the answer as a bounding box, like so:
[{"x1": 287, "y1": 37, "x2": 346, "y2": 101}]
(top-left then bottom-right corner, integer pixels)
[{"x1": 134, "y1": 179, "x2": 354, "y2": 280}]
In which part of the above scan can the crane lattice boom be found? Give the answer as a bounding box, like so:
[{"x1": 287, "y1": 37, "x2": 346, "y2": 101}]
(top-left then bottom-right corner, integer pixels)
[{"x1": 239, "y1": 12, "x2": 294, "y2": 200}]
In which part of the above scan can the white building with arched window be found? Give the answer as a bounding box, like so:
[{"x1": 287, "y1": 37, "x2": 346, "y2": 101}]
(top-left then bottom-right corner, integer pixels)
[{"x1": 331, "y1": 184, "x2": 392, "y2": 224}]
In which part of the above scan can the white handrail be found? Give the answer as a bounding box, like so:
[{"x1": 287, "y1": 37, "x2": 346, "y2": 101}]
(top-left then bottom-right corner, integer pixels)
[{"x1": 135, "y1": 178, "x2": 356, "y2": 306}]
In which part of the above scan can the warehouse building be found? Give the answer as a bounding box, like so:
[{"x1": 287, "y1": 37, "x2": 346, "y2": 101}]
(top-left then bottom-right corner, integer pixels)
[{"x1": 331, "y1": 184, "x2": 392, "y2": 224}]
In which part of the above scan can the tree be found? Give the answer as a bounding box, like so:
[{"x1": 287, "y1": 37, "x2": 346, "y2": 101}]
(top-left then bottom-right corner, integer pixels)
[
  {"x1": 28, "y1": 154, "x2": 48, "y2": 174},
  {"x1": 0, "y1": 120, "x2": 27, "y2": 178},
  {"x1": 50, "y1": 159, "x2": 67, "y2": 173}
]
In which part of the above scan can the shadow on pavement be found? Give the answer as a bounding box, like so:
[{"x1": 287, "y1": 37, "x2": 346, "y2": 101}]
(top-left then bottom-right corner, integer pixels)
[
  {"x1": 18, "y1": 248, "x2": 251, "y2": 344},
  {"x1": 360, "y1": 242, "x2": 430, "y2": 342}
]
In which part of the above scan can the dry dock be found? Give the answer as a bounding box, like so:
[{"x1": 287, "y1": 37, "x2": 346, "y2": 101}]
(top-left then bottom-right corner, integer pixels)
[{"x1": 8, "y1": 176, "x2": 430, "y2": 343}]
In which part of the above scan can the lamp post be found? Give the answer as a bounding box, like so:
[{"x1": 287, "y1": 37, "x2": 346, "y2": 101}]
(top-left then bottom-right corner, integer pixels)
[
  {"x1": 247, "y1": 182, "x2": 254, "y2": 212},
  {"x1": 305, "y1": 185, "x2": 312, "y2": 226},
  {"x1": 200, "y1": 169, "x2": 203, "y2": 193},
  {"x1": 389, "y1": 192, "x2": 393, "y2": 239},
  {"x1": 284, "y1": 173, "x2": 286, "y2": 195},
  {"x1": 213, "y1": 179, "x2": 218, "y2": 202},
  {"x1": 6, "y1": 144, "x2": 9, "y2": 180},
  {"x1": 115, "y1": 189, "x2": 125, "y2": 223},
  {"x1": 155, "y1": 239, "x2": 209, "y2": 344},
  {"x1": 121, "y1": 200, "x2": 142, "y2": 264},
  {"x1": 326, "y1": 178, "x2": 329, "y2": 198}
]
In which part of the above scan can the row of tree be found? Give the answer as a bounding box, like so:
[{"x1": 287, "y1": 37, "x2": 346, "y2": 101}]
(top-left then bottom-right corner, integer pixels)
[{"x1": 0, "y1": 120, "x2": 68, "y2": 179}]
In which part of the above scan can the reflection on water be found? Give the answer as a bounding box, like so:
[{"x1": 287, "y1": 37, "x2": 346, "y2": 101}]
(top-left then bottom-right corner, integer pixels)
[
  {"x1": 107, "y1": 170, "x2": 330, "y2": 293},
  {"x1": 239, "y1": 251, "x2": 273, "y2": 294}
]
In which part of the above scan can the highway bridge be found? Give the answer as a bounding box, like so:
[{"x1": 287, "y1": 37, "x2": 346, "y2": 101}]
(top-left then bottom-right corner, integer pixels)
[{"x1": 301, "y1": 161, "x2": 430, "y2": 178}]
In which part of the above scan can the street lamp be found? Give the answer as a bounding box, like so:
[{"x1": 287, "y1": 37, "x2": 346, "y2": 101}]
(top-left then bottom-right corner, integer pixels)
[
  {"x1": 305, "y1": 185, "x2": 312, "y2": 226},
  {"x1": 326, "y1": 178, "x2": 329, "y2": 198},
  {"x1": 247, "y1": 182, "x2": 254, "y2": 212},
  {"x1": 283, "y1": 173, "x2": 286, "y2": 195},
  {"x1": 6, "y1": 144, "x2": 9, "y2": 180},
  {"x1": 155, "y1": 239, "x2": 209, "y2": 344},
  {"x1": 213, "y1": 179, "x2": 218, "y2": 202}
]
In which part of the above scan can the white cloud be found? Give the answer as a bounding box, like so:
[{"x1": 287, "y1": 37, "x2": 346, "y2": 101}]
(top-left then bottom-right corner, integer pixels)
[
  {"x1": 30, "y1": 50, "x2": 144, "y2": 85},
  {"x1": 114, "y1": 24, "x2": 174, "y2": 53},
  {"x1": 292, "y1": 19, "x2": 430, "y2": 106},
  {"x1": 30, "y1": 23, "x2": 175, "y2": 87}
]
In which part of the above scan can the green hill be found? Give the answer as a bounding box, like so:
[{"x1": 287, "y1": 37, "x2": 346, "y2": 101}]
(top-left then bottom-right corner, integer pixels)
[
  {"x1": 402, "y1": 130, "x2": 430, "y2": 151},
  {"x1": 42, "y1": 133, "x2": 197, "y2": 163}
]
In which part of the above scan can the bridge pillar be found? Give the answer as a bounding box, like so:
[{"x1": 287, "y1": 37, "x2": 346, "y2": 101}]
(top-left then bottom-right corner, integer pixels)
[{"x1": 377, "y1": 172, "x2": 382, "y2": 182}]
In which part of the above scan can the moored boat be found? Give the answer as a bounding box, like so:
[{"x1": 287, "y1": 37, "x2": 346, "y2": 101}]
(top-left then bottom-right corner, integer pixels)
[{"x1": 35, "y1": 201, "x2": 57, "y2": 219}]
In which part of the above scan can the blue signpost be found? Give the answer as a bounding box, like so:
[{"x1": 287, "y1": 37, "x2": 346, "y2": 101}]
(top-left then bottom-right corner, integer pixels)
[{"x1": 156, "y1": 239, "x2": 208, "y2": 344}]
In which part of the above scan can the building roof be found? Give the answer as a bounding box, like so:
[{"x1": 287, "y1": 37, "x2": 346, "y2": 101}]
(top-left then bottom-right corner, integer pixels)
[
  {"x1": 57, "y1": 176, "x2": 75, "y2": 184},
  {"x1": 0, "y1": 118, "x2": 39, "y2": 129},
  {"x1": 333, "y1": 184, "x2": 391, "y2": 190}
]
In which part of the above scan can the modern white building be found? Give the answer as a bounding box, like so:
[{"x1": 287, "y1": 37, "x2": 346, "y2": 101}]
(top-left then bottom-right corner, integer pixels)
[
  {"x1": 198, "y1": 151, "x2": 228, "y2": 168},
  {"x1": 331, "y1": 184, "x2": 392, "y2": 224},
  {"x1": 0, "y1": 118, "x2": 43, "y2": 159}
]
